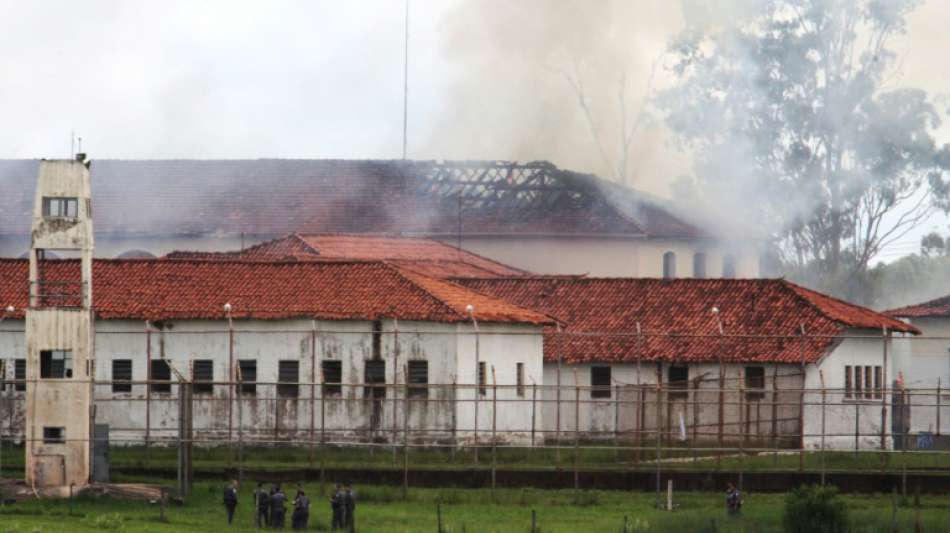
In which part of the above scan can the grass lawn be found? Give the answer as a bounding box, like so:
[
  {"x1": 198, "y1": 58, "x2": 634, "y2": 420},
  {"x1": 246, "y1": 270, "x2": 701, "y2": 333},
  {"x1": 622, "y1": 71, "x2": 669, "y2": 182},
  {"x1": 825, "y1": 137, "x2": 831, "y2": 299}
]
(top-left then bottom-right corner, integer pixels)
[
  {"x1": 1, "y1": 479, "x2": 950, "y2": 532},
  {"x1": 3, "y1": 443, "x2": 948, "y2": 475}
]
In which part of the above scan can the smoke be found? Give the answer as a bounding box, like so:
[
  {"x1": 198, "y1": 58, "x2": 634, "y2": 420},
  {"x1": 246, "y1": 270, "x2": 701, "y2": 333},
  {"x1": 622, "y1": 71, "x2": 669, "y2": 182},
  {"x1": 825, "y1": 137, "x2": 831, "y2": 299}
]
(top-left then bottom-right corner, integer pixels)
[{"x1": 425, "y1": 0, "x2": 690, "y2": 195}]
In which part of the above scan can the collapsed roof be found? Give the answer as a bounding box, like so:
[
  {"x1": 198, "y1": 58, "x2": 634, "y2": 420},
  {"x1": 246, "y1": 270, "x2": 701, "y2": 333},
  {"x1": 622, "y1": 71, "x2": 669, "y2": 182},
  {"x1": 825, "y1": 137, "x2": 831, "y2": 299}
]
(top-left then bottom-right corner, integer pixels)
[
  {"x1": 458, "y1": 277, "x2": 918, "y2": 364},
  {"x1": 0, "y1": 258, "x2": 551, "y2": 325},
  {"x1": 164, "y1": 233, "x2": 528, "y2": 278},
  {"x1": 0, "y1": 159, "x2": 704, "y2": 239}
]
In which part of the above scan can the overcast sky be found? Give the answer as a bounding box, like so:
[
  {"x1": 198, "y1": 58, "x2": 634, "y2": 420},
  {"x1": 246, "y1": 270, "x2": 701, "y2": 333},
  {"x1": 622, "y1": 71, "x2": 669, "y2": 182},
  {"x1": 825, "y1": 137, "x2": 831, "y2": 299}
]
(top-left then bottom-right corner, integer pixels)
[{"x1": 1, "y1": 0, "x2": 948, "y2": 260}]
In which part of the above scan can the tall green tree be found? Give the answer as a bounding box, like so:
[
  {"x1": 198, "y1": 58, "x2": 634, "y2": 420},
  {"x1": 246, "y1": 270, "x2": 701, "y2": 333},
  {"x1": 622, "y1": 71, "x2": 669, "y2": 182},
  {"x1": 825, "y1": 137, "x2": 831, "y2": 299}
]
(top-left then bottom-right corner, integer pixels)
[{"x1": 659, "y1": 0, "x2": 950, "y2": 302}]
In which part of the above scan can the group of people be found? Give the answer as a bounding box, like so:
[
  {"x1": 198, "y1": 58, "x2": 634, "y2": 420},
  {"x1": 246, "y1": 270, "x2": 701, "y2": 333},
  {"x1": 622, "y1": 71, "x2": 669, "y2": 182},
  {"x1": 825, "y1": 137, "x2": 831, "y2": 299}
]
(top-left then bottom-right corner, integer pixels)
[
  {"x1": 330, "y1": 483, "x2": 356, "y2": 530},
  {"x1": 223, "y1": 479, "x2": 352, "y2": 530},
  {"x1": 223, "y1": 480, "x2": 312, "y2": 529}
]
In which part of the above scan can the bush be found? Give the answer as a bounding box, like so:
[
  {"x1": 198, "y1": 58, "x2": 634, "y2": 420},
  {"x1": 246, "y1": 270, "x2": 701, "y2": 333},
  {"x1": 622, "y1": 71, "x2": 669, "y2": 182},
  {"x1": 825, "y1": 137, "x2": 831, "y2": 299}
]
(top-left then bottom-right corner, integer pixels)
[{"x1": 783, "y1": 485, "x2": 848, "y2": 533}]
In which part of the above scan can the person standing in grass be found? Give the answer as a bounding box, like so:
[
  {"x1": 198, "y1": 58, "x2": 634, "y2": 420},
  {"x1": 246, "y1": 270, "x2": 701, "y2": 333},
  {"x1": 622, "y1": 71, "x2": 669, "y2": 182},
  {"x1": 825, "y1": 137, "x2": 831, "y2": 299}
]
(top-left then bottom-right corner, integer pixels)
[
  {"x1": 725, "y1": 482, "x2": 742, "y2": 515},
  {"x1": 330, "y1": 484, "x2": 344, "y2": 529},
  {"x1": 255, "y1": 481, "x2": 271, "y2": 528},
  {"x1": 223, "y1": 479, "x2": 239, "y2": 525},
  {"x1": 270, "y1": 484, "x2": 287, "y2": 529},
  {"x1": 342, "y1": 483, "x2": 356, "y2": 530},
  {"x1": 292, "y1": 488, "x2": 310, "y2": 530}
]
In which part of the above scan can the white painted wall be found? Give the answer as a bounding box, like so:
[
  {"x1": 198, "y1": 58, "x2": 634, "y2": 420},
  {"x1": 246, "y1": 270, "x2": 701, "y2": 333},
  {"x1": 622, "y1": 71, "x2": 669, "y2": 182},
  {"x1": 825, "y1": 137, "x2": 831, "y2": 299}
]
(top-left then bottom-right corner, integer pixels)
[
  {"x1": 0, "y1": 318, "x2": 545, "y2": 447},
  {"x1": 891, "y1": 318, "x2": 950, "y2": 436}
]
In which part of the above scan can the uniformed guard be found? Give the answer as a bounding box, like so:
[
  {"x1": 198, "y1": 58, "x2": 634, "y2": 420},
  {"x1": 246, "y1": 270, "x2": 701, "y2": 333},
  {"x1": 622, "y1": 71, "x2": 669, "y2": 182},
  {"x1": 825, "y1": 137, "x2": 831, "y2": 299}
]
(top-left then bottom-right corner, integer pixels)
[
  {"x1": 292, "y1": 489, "x2": 310, "y2": 530},
  {"x1": 223, "y1": 479, "x2": 239, "y2": 526},
  {"x1": 342, "y1": 483, "x2": 356, "y2": 530},
  {"x1": 330, "y1": 484, "x2": 343, "y2": 530},
  {"x1": 270, "y1": 484, "x2": 287, "y2": 529},
  {"x1": 255, "y1": 481, "x2": 271, "y2": 528}
]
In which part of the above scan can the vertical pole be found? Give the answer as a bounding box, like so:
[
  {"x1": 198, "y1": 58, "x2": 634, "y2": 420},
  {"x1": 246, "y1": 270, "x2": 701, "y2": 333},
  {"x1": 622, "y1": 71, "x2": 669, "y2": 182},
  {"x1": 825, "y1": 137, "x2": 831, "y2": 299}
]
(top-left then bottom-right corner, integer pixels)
[
  {"x1": 403, "y1": 365, "x2": 409, "y2": 500},
  {"x1": 491, "y1": 366, "x2": 497, "y2": 502},
  {"x1": 770, "y1": 366, "x2": 778, "y2": 449},
  {"x1": 854, "y1": 402, "x2": 860, "y2": 457},
  {"x1": 309, "y1": 322, "x2": 316, "y2": 467},
  {"x1": 530, "y1": 382, "x2": 537, "y2": 448},
  {"x1": 716, "y1": 317, "x2": 725, "y2": 470},
  {"x1": 654, "y1": 361, "x2": 662, "y2": 509},
  {"x1": 228, "y1": 320, "x2": 235, "y2": 468},
  {"x1": 473, "y1": 320, "x2": 480, "y2": 466},
  {"x1": 451, "y1": 376, "x2": 457, "y2": 461},
  {"x1": 819, "y1": 370, "x2": 826, "y2": 487},
  {"x1": 393, "y1": 319, "x2": 400, "y2": 464},
  {"x1": 635, "y1": 322, "x2": 643, "y2": 465},
  {"x1": 614, "y1": 384, "x2": 620, "y2": 460},
  {"x1": 145, "y1": 322, "x2": 152, "y2": 465},
  {"x1": 738, "y1": 369, "x2": 744, "y2": 493},
  {"x1": 881, "y1": 327, "x2": 889, "y2": 451},
  {"x1": 937, "y1": 377, "x2": 942, "y2": 437},
  {"x1": 556, "y1": 348, "x2": 562, "y2": 463},
  {"x1": 320, "y1": 368, "x2": 326, "y2": 491},
  {"x1": 798, "y1": 325, "x2": 807, "y2": 472},
  {"x1": 573, "y1": 368, "x2": 580, "y2": 496}
]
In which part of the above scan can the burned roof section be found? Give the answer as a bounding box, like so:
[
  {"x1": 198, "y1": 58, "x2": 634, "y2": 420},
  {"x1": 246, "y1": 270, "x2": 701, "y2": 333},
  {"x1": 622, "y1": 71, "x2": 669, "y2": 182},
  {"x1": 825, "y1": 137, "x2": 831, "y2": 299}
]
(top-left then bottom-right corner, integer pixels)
[{"x1": 0, "y1": 159, "x2": 705, "y2": 239}]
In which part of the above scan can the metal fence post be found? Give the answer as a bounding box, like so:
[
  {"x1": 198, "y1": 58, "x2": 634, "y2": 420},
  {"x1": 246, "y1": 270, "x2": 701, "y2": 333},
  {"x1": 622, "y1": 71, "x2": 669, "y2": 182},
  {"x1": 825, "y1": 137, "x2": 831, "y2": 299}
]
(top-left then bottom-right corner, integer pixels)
[
  {"x1": 819, "y1": 370, "x2": 826, "y2": 487},
  {"x1": 403, "y1": 364, "x2": 410, "y2": 500},
  {"x1": 491, "y1": 366, "x2": 498, "y2": 502}
]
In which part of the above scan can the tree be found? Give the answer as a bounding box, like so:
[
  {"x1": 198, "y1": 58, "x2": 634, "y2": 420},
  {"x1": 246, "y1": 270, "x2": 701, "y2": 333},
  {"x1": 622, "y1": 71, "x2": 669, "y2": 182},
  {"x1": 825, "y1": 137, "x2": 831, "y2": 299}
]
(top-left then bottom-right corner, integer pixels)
[{"x1": 658, "y1": 0, "x2": 950, "y2": 302}]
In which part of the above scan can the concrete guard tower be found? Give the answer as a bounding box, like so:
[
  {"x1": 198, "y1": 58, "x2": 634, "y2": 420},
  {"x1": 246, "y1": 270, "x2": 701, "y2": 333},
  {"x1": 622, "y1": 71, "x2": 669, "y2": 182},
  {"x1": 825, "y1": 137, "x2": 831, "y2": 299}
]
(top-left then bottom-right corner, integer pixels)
[{"x1": 25, "y1": 155, "x2": 95, "y2": 490}]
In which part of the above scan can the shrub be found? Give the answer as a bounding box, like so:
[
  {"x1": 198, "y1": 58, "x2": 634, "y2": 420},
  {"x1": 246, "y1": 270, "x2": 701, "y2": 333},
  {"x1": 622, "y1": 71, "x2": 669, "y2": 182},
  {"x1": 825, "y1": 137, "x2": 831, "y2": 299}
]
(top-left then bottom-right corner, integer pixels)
[{"x1": 783, "y1": 485, "x2": 848, "y2": 533}]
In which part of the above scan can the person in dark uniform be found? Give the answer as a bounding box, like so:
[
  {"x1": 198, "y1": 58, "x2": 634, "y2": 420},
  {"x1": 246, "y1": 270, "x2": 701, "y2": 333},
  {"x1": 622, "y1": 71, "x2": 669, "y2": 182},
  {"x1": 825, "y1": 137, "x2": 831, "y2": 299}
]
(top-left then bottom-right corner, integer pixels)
[
  {"x1": 223, "y1": 479, "x2": 239, "y2": 525},
  {"x1": 330, "y1": 484, "x2": 343, "y2": 530},
  {"x1": 255, "y1": 481, "x2": 271, "y2": 528},
  {"x1": 342, "y1": 483, "x2": 355, "y2": 530},
  {"x1": 725, "y1": 482, "x2": 742, "y2": 515},
  {"x1": 292, "y1": 488, "x2": 310, "y2": 530},
  {"x1": 270, "y1": 485, "x2": 287, "y2": 529}
]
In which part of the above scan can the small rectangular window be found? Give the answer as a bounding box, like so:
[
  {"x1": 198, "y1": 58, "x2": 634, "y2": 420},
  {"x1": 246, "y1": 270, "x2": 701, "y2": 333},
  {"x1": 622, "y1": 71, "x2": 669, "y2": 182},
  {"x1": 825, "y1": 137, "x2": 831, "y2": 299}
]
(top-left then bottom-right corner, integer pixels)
[
  {"x1": 668, "y1": 365, "x2": 689, "y2": 400},
  {"x1": 322, "y1": 360, "x2": 342, "y2": 396},
  {"x1": 0, "y1": 360, "x2": 5, "y2": 391},
  {"x1": 874, "y1": 366, "x2": 882, "y2": 399},
  {"x1": 278, "y1": 360, "x2": 300, "y2": 398},
  {"x1": 40, "y1": 350, "x2": 73, "y2": 379},
  {"x1": 516, "y1": 362, "x2": 525, "y2": 398},
  {"x1": 364, "y1": 360, "x2": 386, "y2": 398},
  {"x1": 478, "y1": 361, "x2": 487, "y2": 396},
  {"x1": 43, "y1": 427, "x2": 65, "y2": 444},
  {"x1": 745, "y1": 366, "x2": 765, "y2": 401},
  {"x1": 408, "y1": 360, "x2": 428, "y2": 398},
  {"x1": 591, "y1": 365, "x2": 611, "y2": 398},
  {"x1": 112, "y1": 359, "x2": 132, "y2": 393},
  {"x1": 14, "y1": 359, "x2": 25, "y2": 391},
  {"x1": 42, "y1": 197, "x2": 78, "y2": 218},
  {"x1": 845, "y1": 365, "x2": 853, "y2": 398},
  {"x1": 150, "y1": 359, "x2": 171, "y2": 394},
  {"x1": 864, "y1": 366, "x2": 873, "y2": 400},
  {"x1": 192, "y1": 360, "x2": 214, "y2": 394},
  {"x1": 237, "y1": 360, "x2": 257, "y2": 395}
]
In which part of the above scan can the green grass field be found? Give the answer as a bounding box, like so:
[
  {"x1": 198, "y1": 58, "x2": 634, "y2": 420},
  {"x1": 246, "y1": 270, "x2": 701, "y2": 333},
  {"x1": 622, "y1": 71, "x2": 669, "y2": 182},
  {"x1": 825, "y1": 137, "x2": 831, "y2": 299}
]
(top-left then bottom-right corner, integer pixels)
[{"x1": 1, "y1": 480, "x2": 950, "y2": 532}]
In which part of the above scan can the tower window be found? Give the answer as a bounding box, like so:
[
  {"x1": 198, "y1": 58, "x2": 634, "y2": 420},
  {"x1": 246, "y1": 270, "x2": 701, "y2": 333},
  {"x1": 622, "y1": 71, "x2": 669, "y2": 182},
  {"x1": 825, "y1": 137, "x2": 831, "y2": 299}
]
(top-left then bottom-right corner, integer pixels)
[
  {"x1": 43, "y1": 427, "x2": 65, "y2": 444},
  {"x1": 40, "y1": 350, "x2": 73, "y2": 379},
  {"x1": 693, "y1": 253, "x2": 707, "y2": 279},
  {"x1": 42, "y1": 197, "x2": 78, "y2": 218},
  {"x1": 112, "y1": 359, "x2": 132, "y2": 393}
]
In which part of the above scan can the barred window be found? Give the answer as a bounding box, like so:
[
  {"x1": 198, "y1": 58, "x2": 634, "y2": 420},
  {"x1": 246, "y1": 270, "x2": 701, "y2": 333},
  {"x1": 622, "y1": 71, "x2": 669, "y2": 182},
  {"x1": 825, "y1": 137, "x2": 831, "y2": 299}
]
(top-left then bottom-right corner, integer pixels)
[
  {"x1": 478, "y1": 361, "x2": 487, "y2": 396},
  {"x1": 745, "y1": 366, "x2": 765, "y2": 401},
  {"x1": 278, "y1": 360, "x2": 300, "y2": 398},
  {"x1": 40, "y1": 350, "x2": 72, "y2": 379},
  {"x1": 590, "y1": 365, "x2": 611, "y2": 398},
  {"x1": 14, "y1": 359, "x2": 25, "y2": 392},
  {"x1": 112, "y1": 359, "x2": 132, "y2": 393},
  {"x1": 43, "y1": 427, "x2": 65, "y2": 444},
  {"x1": 237, "y1": 360, "x2": 257, "y2": 395},
  {"x1": 364, "y1": 360, "x2": 386, "y2": 398},
  {"x1": 407, "y1": 360, "x2": 428, "y2": 398},
  {"x1": 192, "y1": 360, "x2": 214, "y2": 394},
  {"x1": 42, "y1": 197, "x2": 78, "y2": 218},
  {"x1": 668, "y1": 365, "x2": 689, "y2": 400},
  {"x1": 322, "y1": 360, "x2": 342, "y2": 396},
  {"x1": 516, "y1": 362, "x2": 525, "y2": 398},
  {"x1": 845, "y1": 365, "x2": 882, "y2": 400},
  {"x1": 149, "y1": 359, "x2": 171, "y2": 394}
]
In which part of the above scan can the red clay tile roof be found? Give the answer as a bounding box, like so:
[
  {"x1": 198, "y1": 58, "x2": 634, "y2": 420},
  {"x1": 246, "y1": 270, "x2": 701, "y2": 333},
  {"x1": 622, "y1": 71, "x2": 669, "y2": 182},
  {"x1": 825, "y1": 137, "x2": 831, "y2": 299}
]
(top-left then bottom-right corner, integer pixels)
[
  {"x1": 886, "y1": 295, "x2": 950, "y2": 319},
  {"x1": 0, "y1": 259, "x2": 551, "y2": 325},
  {"x1": 164, "y1": 234, "x2": 528, "y2": 279},
  {"x1": 457, "y1": 277, "x2": 917, "y2": 364},
  {"x1": 0, "y1": 159, "x2": 704, "y2": 239}
]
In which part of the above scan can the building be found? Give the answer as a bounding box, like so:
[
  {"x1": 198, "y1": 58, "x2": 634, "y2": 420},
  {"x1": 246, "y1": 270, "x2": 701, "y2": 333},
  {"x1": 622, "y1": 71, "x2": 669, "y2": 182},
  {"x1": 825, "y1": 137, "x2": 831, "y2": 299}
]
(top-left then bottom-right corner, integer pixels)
[
  {"x1": 24, "y1": 157, "x2": 96, "y2": 489},
  {"x1": 887, "y1": 297, "x2": 950, "y2": 444},
  {"x1": 0, "y1": 159, "x2": 758, "y2": 278},
  {"x1": 0, "y1": 258, "x2": 550, "y2": 452},
  {"x1": 458, "y1": 277, "x2": 917, "y2": 450}
]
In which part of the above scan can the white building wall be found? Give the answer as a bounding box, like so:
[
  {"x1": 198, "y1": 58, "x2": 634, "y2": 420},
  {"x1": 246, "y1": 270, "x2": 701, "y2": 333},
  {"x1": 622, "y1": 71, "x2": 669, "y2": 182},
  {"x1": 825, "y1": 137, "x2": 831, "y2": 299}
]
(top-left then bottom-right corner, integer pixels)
[
  {"x1": 891, "y1": 318, "x2": 950, "y2": 436},
  {"x1": 805, "y1": 330, "x2": 894, "y2": 450},
  {"x1": 0, "y1": 318, "x2": 545, "y2": 447}
]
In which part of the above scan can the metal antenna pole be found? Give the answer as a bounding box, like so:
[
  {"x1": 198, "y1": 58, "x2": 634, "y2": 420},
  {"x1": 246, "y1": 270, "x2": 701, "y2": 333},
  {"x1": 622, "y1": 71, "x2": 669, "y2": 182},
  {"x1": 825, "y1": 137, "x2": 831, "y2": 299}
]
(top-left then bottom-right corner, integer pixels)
[{"x1": 401, "y1": 0, "x2": 409, "y2": 159}]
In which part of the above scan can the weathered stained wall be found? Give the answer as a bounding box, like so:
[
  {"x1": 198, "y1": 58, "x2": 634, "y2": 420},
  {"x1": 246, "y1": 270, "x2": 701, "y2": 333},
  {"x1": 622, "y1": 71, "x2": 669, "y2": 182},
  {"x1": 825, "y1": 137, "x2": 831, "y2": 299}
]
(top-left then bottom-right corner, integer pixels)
[{"x1": 891, "y1": 319, "x2": 950, "y2": 436}]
